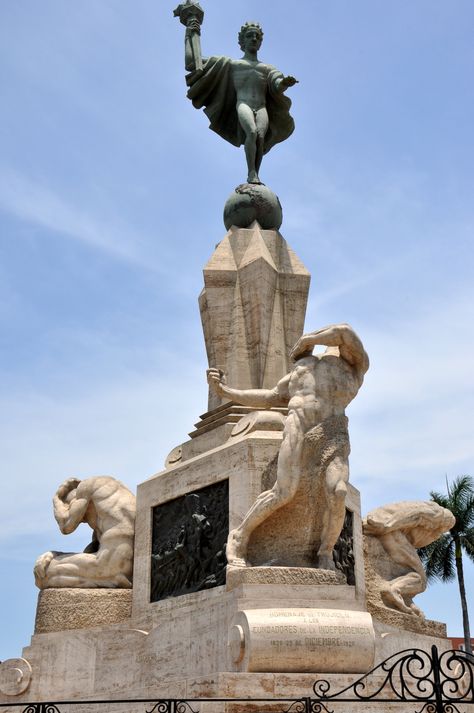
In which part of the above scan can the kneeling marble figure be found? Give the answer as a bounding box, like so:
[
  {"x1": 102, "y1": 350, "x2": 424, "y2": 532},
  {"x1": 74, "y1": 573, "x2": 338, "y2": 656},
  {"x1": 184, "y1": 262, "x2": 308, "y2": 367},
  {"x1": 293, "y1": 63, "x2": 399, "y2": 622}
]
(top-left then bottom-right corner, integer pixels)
[
  {"x1": 34, "y1": 476, "x2": 136, "y2": 589},
  {"x1": 363, "y1": 501, "x2": 455, "y2": 617}
]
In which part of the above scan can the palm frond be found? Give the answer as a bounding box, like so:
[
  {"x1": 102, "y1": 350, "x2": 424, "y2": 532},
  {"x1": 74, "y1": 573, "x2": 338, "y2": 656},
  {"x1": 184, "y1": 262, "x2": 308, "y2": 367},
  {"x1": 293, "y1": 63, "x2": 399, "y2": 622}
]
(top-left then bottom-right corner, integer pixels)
[
  {"x1": 429, "y1": 490, "x2": 449, "y2": 509},
  {"x1": 419, "y1": 534, "x2": 455, "y2": 583},
  {"x1": 448, "y1": 476, "x2": 474, "y2": 523},
  {"x1": 461, "y1": 527, "x2": 474, "y2": 564}
]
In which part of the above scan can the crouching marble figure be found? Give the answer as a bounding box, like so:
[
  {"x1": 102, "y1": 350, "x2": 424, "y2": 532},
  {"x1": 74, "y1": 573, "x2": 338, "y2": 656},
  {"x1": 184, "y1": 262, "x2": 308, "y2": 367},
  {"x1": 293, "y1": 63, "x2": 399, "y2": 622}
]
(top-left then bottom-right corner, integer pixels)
[
  {"x1": 363, "y1": 501, "x2": 455, "y2": 617},
  {"x1": 34, "y1": 476, "x2": 136, "y2": 589},
  {"x1": 207, "y1": 323, "x2": 369, "y2": 570}
]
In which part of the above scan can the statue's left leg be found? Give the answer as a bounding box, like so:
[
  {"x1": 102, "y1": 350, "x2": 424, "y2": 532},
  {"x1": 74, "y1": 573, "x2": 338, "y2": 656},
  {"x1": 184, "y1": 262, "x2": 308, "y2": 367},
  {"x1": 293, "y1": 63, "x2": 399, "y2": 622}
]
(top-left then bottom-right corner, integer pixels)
[
  {"x1": 255, "y1": 108, "x2": 269, "y2": 180},
  {"x1": 317, "y1": 455, "x2": 349, "y2": 570},
  {"x1": 379, "y1": 532, "x2": 427, "y2": 616}
]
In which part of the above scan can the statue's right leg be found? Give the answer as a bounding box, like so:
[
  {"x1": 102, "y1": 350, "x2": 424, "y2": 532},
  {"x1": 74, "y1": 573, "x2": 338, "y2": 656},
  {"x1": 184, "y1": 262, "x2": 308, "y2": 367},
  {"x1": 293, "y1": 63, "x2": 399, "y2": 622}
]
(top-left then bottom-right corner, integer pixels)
[
  {"x1": 227, "y1": 488, "x2": 283, "y2": 567},
  {"x1": 34, "y1": 549, "x2": 132, "y2": 589},
  {"x1": 381, "y1": 572, "x2": 425, "y2": 617},
  {"x1": 237, "y1": 103, "x2": 259, "y2": 184},
  {"x1": 227, "y1": 435, "x2": 302, "y2": 566}
]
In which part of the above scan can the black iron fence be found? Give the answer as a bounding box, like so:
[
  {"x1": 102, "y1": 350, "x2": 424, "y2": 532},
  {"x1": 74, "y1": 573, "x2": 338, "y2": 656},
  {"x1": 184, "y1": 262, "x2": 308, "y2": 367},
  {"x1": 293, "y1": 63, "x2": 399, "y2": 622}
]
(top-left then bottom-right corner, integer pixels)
[{"x1": 2, "y1": 646, "x2": 473, "y2": 713}]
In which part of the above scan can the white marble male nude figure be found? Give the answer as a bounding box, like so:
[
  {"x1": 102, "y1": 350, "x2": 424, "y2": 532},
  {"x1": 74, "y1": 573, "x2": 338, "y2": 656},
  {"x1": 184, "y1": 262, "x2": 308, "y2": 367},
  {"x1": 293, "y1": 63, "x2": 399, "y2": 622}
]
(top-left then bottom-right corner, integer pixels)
[
  {"x1": 207, "y1": 323, "x2": 369, "y2": 569},
  {"x1": 34, "y1": 476, "x2": 136, "y2": 589}
]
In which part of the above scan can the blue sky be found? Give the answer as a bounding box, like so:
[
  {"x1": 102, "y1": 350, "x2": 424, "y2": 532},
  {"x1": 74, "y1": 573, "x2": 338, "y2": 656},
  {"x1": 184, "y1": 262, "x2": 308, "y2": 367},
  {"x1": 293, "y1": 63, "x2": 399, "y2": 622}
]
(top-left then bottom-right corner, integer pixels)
[{"x1": 1, "y1": 0, "x2": 473, "y2": 660}]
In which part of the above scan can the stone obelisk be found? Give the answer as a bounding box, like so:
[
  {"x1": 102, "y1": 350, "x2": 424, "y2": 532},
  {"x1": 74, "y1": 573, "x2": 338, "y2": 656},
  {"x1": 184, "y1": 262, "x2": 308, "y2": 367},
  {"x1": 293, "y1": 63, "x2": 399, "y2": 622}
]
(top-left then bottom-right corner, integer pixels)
[{"x1": 200, "y1": 222, "x2": 310, "y2": 411}]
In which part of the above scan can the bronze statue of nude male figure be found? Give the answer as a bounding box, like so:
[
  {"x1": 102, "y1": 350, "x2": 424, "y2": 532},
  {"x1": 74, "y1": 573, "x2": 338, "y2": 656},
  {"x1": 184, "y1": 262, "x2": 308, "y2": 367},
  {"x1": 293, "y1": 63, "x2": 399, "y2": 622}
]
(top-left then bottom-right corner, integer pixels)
[{"x1": 176, "y1": 4, "x2": 298, "y2": 184}]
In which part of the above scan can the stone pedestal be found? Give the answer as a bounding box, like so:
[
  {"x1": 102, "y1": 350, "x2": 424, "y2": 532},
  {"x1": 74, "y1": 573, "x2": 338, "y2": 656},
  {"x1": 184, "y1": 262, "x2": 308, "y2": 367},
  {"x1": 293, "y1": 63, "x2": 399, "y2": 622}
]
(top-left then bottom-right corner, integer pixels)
[
  {"x1": 0, "y1": 419, "x2": 451, "y2": 708},
  {"x1": 133, "y1": 420, "x2": 367, "y2": 620},
  {"x1": 34, "y1": 589, "x2": 132, "y2": 633},
  {"x1": 0, "y1": 606, "x2": 450, "y2": 709}
]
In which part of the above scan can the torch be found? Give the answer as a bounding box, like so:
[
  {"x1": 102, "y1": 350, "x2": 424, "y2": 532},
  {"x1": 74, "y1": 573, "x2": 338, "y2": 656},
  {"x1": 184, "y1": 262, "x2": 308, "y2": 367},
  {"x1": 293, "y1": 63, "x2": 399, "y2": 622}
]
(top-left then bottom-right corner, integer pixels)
[{"x1": 173, "y1": 1, "x2": 205, "y2": 72}]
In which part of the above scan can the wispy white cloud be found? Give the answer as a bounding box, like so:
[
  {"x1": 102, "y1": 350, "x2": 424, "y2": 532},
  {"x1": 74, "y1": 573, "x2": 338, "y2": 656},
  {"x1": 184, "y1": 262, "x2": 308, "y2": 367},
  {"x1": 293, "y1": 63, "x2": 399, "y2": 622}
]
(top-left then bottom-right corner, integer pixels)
[
  {"x1": 0, "y1": 168, "x2": 166, "y2": 272},
  {"x1": 363, "y1": 287, "x2": 474, "y2": 406},
  {"x1": 0, "y1": 349, "x2": 206, "y2": 544},
  {"x1": 307, "y1": 255, "x2": 409, "y2": 312},
  {"x1": 347, "y1": 287, "x2": 474, "y2": 507}
]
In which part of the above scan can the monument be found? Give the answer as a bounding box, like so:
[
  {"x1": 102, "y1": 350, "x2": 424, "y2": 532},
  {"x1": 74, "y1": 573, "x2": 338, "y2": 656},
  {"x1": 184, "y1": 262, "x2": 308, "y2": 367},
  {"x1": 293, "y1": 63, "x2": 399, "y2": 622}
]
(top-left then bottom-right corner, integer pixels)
[{"x1": 0, "y1": 4, "x2": 457, "y2": 711}]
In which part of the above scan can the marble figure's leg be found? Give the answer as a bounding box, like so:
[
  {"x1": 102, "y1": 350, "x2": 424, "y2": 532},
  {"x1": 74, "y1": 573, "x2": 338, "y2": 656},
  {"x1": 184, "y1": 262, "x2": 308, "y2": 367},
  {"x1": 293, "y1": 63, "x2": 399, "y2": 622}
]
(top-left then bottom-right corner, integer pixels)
[
  {"x1": 379, "y1": 532, "x2": 427, "y2": 616},
  {"x1": 227, "y1": 432, "x2": 302, "y2": 567},
  {"x1": 34, "y1": 546, "x2": 132, "y2": 589},
  {"x1": 381, "y1": 571, "x2": 426, "y2": 617},
  {"x1": 317, "y1": 455, "x2": 349, "y2": 571}
]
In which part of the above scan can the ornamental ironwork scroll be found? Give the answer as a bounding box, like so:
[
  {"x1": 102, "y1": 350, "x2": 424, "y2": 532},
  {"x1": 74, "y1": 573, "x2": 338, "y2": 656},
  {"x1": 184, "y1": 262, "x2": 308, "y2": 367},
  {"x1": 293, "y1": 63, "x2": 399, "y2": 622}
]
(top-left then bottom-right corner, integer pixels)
[
  {"x1": 146, "y1": 702, "x2": 199, "y2": 713},
  {"x1": 150, "y1": 479, "x2": 228, "y2": 602},
  {"x1": 312, "y1": 645, "x2": 474, "y2": 713}
]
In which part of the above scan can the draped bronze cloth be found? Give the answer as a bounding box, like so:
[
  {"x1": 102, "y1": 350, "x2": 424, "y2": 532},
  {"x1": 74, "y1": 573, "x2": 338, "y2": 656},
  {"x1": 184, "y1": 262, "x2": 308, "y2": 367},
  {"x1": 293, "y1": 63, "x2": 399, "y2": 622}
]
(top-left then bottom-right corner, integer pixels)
[{"x1": 186, "y1": 56, "x2": 295, "y2": 154}]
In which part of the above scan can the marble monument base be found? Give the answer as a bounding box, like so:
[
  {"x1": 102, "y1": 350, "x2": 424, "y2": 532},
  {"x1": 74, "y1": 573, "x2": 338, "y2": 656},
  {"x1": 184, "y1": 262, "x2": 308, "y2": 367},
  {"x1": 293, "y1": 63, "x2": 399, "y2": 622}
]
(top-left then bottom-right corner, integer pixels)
[
  {"x1": 0, "y1": 569, "x2": 451, "y2": 709},
  {"x1": 0, "y1": 429, "x2": 451, "y2": 708},
  {"x1": 34, "y1": 588, "x2": 132, "y2": 634}
]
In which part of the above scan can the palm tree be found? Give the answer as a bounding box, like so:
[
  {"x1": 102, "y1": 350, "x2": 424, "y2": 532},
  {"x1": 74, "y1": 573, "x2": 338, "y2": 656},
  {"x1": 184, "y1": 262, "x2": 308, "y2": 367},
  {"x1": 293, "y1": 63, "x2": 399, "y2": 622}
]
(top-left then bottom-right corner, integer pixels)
[{"x1": 419, "y1": 475, "x2": 474, "y2": 655}]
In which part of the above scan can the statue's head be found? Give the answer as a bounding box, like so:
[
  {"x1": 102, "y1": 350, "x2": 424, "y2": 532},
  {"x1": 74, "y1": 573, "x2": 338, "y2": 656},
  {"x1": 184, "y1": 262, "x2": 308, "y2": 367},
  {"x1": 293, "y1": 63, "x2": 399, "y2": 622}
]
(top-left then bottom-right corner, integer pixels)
[{"x1": 238, "y1": 22, "x2": 264, "y2": 52}]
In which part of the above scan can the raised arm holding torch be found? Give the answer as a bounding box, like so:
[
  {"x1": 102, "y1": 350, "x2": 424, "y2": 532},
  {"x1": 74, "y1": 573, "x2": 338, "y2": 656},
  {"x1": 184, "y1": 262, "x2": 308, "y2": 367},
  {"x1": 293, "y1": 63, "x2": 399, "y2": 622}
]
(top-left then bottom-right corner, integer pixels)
[{"x1": 174, "y1": 1, "x2": 204, "y2": 72}]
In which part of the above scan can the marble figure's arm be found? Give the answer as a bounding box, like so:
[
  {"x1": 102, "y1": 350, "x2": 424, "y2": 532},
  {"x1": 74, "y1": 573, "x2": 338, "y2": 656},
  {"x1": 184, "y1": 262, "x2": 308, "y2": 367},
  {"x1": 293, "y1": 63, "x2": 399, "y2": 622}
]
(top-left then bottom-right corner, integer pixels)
[
  {"x1": 371, "y1": 510, "x2": 422, "y2": 534},
  {"x1": 207, "y1": 368, "x2": 289, "y2": 408},
  {"x1": 291, "y1": 324, "x2": 369, "y2": 382},
  {"x1": 53, "y1": 478, "x2": 90, "y2": 535}
]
